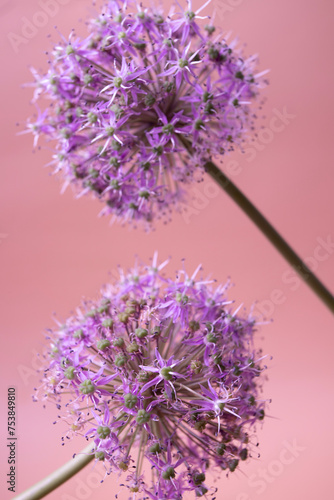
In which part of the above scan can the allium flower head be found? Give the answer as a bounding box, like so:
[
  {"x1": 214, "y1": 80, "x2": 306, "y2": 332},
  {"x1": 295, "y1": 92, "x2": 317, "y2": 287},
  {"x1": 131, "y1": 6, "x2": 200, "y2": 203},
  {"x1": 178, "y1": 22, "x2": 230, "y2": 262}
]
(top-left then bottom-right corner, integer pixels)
[
  {"x1": 36, "y1": 255, "x2": 268, "y2": 499},
  {"x1": 27, "y1": 0, "x2": 267, "y2": 227}
]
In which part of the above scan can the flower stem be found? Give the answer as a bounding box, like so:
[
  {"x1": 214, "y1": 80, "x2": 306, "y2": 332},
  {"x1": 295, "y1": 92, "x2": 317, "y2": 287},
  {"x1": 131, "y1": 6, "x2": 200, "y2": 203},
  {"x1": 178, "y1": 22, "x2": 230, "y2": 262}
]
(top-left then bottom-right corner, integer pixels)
[
  {"x1": 205, "y1": 160, "x2": 334, "y2": 314},
  {"x1": 13, "y1": 443, "x2": 95, "y2": 500}
]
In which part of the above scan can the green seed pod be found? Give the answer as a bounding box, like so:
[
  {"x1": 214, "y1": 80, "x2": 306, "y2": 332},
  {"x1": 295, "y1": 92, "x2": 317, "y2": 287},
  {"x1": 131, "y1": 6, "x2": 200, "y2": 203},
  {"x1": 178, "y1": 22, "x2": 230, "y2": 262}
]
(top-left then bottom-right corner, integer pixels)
[
  {"x1": 216, "y1": 443, "x2": 226, "y2": 456},
  {"x1": 190, "y1": 360, "x2": 203, "y2": 374},
  {"x1": 118, "y1": 461, "x2": 128, "y2": 471},
  {"x1": 193, "y1": 472, "x2": 205, "y2": 485},
  {"x1": 97, "y1": 426, "x2": 111, "y2": 439},
  {"x1": 113, "y1": 337, "x2": 124, "y2": 348},
  {"x1": 206, "y1": 332, "x2": 217, "y2": 344},
  {"x1": 114, "y1": 353, "x2": 127, "y2": 367},
  {"x1": 136, "y1": 410, "x2": 150, "y2": 425},
  {"x1": 160, "y1": 366, "x2": 173, "y2": 380},
  {"x1": 228, "y1": 459, "x2": 239, "y2": 472},
  {"x1": 96, "y1": 339, "x2": 111, "y2": 351},
  {"x1": 127, "y1": 342, "x2": 139, "y2": 353},
  {"x1": 95, "y1": 451, "x2": 105, "y2": 461},
  {"x1": 135, "y1": 328, "x2": 148, "y2": 339},
  {"x1": 124, "y1": 393, "x2": 138, "y2": 409},
  {"x1": 73, "y1": 329, "x2": 84, "y2": 339},
  {"x1": 149, "y1": 442, "x2": 162, "y2": 453},
  {"x1": 102, "y1": 318, "x2": 114, "y2": 329},
  {"x1": 189, "y1": 320, "x2": 200, "y2": 332},
  {"x1": 162, "y1": 466, "x2": 175, "y2": 480},
  {"x1": 79, "y1": 380, "x2": 95, "y2": 395},
  {"x1": 64, "y1": 366, "x2": 76, "y2": 380}
]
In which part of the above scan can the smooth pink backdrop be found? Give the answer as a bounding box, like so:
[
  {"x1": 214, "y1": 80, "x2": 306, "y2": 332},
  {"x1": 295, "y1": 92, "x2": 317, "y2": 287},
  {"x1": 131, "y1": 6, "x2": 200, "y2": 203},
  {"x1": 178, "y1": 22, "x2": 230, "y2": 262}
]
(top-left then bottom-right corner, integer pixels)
[{"x1": 1, "y1": 1, "x2": 333, "y2": 499}]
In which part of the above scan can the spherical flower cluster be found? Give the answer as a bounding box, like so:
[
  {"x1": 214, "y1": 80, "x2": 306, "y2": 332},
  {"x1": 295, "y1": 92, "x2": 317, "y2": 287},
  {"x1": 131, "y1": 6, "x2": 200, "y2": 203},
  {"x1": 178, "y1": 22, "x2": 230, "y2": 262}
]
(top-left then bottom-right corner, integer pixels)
[
  {"x1": 36, "y1": 255, "x2": 268, "y2": 499},
  {"x1": 27, "y1": 0, "x2": 266, "y2": 227}
]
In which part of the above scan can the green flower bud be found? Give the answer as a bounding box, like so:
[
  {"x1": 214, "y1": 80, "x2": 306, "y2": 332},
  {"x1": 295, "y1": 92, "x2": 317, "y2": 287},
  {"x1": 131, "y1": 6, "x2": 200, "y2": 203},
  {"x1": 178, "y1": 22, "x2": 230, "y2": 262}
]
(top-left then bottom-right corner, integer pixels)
[
  {"x1": 66, "y1": 45, "x2": 75, "y2": 55},
  {"x1": 113, "y1": 76, "x2": 123, "y2": 88},
  {"x1": 135, "y1": 328, "x2": 148, "y2": 338},
  {"x1": 206, "y1": 332, "x2": 217, "y2": 344},
  {"x1": 124, "y1": 393, "x2": 138, "y2": 409},
  {"x1": 228, "y1": 459, "x2": 239, "y2": 472},
  {"x1": 144, "y1": 93, "x2": 156, "y2": 107},
  {"x1": 73, "y1": 329, "x2": 84, "y2": 339},
  {"x1": 190, "y1": 360, "x2": 202, "y2": 374},
  {"x1": 233, "y1": 365, "x2": 241, "y2": 376},
  {"x1": 195, "y1": 119, "x2": 204, "y2": 131},
  {"x1": 113, "y1": 337, "x2": 124, "y2": 348},
  {"x1": 106, "y1": 126, "x2": 115, "y2": 136},
  {"x1": 162, "y1": 123, "x2": 175, "y2": 135},
  {"x1": 248, "y1": 395, "x2": 256, "y2": 406},
  {"x1": 153, "y1": 145, "x2": 163, "y2": 156},
  {"x1": 95, "y1": 451, "x2": 105, "y2": 461},
  {"x1": 134, "y1": 41, "x2": 146, "y2": 50},
  {"x1": 216, "y1": 443, "x2": 226, "y2": 456},
  {"x1": 196, "y1": 486, "x2": 208, "y2": 497},
  {"x1": 162, "y1": 466, "x2": 175, "y2": 480},
  {"x1": 185, "y1": 10, "x2": 195, "y2": 20},
  {"x1": 176, "y1": 292, "x2": 188, "y2": 304},
  {"x1": 118, "y1": 312, "x2": 130, "y2": 323},
  {"x1": 102, "y1": 318, "x2": 114, "y2": 329},
  {"x1": 194, "y1": 420, "x2": 206, "y2": 432},
  {"x1": 152, "y1": 326, "x2": 161, "y2": 336},
  {"x1": 193, "y1": 472, "x2": 205, "y2": 485},
  {"x1": 137, "y1": 371, "x2": 151, "y2": 382},
  {"x1": 178, "y1": 58, "x2": 188, "y2": 68},
  {"x1": 160, "y1": 366, "x2": 173, "y2": 380},
  {"x1": 96, "y1": 339, "x2": 111, "y2": 351},
  {"x1": 149, "y1": 442, "x2": 162, "y2": 453},
  {"x1": 140, "y1": 161, "x2": 150, "y2": 171},
  {"x1": 79, "y1": 379, "x2": 95, "y2": 395},
  {"x1": 83, "y1": 74, "x2": 93, "y2": 85},
  {"x1": 89, "y1": 168, "x2": 99, "y2": 179},
  {"x1": 86, "y1": 309, "x2": 97, "y2": 318},
  {"x1": 189, "y1": 320, "x2": 200, "y2": 332},
  {"x1": 114, "y1": 353, "x2": 127, "y2": 367},
  {"x1": 136, "y1": 409, "x2": 150, "y2": 424},
  {"x1": 127, "y1": 342, "x2": 139, "y2": 353},
  {"x1": 109, "y1": 157, "x2": 120, "y2": 168},
  {"x1": 97, "y1": 426, "x2": 111, "y2": 439},
  {"x1": 64, "y1": 366, "x2": 76, "y2": 380},
  {"x1": 87, "y1": 112, "x2": 98, "y2": 123},
  {"x1": 204, "y1": 24, "x2": 216, "y2": 35},
  {"x1": 139, "y1": 190, "x2": 150, "y2": 199}
]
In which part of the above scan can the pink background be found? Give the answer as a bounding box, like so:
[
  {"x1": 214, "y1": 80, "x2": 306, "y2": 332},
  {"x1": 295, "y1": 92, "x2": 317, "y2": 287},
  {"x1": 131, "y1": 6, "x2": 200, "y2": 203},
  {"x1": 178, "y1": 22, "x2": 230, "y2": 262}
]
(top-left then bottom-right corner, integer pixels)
[{"x1": 1, "y1": 0, "x2": 333, "y2": 499}]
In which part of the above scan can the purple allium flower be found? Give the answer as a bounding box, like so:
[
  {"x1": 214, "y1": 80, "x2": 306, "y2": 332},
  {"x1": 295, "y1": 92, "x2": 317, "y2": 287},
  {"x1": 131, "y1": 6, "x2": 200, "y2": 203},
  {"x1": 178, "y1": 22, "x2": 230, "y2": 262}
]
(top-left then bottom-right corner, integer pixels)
[
  {"x1": 26, "y1": 0, "x2": 267, "y2": 227},
  {"x1": 35, "y1": 255, "x2": 269, "y2": 499}
]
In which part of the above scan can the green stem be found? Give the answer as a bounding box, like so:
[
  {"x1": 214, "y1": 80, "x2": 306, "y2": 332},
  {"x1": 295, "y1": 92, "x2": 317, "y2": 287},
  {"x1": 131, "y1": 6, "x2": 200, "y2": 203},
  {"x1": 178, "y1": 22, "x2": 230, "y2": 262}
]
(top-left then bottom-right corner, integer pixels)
[
  {"x1": 205, "y1": 160, "x2": 334, "y2": 314},
  {"x1": 13, "y1": 443, "x2": 95, "y2": 500}
]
